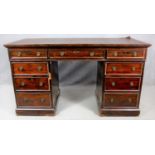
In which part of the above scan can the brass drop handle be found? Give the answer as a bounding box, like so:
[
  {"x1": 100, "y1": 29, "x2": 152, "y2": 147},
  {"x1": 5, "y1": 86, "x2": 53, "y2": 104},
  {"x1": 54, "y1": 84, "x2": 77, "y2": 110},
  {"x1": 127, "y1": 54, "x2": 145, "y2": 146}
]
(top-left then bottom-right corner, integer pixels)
[
  {"x1": 38, "y1": 66, "x2": 43, "y2": 71},
  {"x1": 110, "y1": 98, "x2": 114, "y2": 103},
  {"x1": 40, "y1": 98, "x2": 46, "y2": 103},
  {"x1": 130, "y1": 81, "x2": 134, "y2": 86},
  {"x1": 73, "y1": 50, "x2": 80, "y2": 54},
  {"x1": 39, "y1": 82, "x2": 44, "y2": 87},
  {"x1": 112, "y1": 82, "x2": 116, "y2": 86},
  {"x1": 133, "y1": 52, "x2": 137, "y2": 57},
  {"x1": 132, "y1": 66, "x2": 136, "y2": 71},
  {"x1": 128, "y1": 98, "x2": 132, "y2": 103},
  {"x1": 113, "y1": 52, "x2": 118, "y2": 57},
  {"x1": 112, "y1": 66, "x2": 117, "y2": 71},
  {"x1": 20, "y1": 82, "x2": 25, "y2": 87},
  {"x1": 60, "y1": 51, "x2": 65, "y2": 56},
  {"x1": 90, "y1": 52, "x2": 95, "y2": 57},
  {"x1": 17, "y1": 51, "x2": 22, "y2": 57},
  {"x1": 36, "y1": 52, "x2": 41, "y2": 57},
  {"x1": 18, "y1": 66, "x2": 24, "y2": 71},
  {"x1": 23, "y1": 98, "x2": 30, "y2": 103}
]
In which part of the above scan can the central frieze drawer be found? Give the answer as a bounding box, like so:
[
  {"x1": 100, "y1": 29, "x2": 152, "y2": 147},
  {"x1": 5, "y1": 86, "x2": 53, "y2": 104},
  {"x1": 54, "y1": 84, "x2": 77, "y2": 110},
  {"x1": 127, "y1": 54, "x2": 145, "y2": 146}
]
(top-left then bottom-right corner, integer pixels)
[
  {"x1": 14, "y1": 77, "x2": 50, "y2": 91},
  {"x1": 9, "y1": 48, "x2": 47, "y2": 59},
  {"x1": 16, "y1": 92, "x2": 52, "y2": 108},
  {"x1": 105, "y1": 62, "x2": 144, "y2": 75},
  {"x1": 103, "y1": 93, "x2": 139, "y2": 108},
  {"x1": 48, "y1": 48, "x2": 105, "y2": 58},
  {"x1": 105, "y1": 77, "x2": 141, "y2": 91},
  {"x1": 12, "y1": 62, "x2": 49, "y2": 75}
]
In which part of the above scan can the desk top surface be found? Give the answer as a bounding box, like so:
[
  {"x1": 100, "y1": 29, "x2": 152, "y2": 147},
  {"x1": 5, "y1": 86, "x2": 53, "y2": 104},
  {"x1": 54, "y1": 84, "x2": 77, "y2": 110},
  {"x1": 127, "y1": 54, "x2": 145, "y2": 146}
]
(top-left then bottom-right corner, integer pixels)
[{"x1": 5, "y1": 37, "x2": 151, "y2": 48}]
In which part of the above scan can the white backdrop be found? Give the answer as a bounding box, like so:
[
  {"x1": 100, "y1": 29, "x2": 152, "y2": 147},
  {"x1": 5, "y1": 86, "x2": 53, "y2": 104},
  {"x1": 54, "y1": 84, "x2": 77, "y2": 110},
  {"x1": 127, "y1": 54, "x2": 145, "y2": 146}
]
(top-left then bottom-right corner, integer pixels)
[{"x1": 0, "y1": 34, "x2": 154, "y2": 85}]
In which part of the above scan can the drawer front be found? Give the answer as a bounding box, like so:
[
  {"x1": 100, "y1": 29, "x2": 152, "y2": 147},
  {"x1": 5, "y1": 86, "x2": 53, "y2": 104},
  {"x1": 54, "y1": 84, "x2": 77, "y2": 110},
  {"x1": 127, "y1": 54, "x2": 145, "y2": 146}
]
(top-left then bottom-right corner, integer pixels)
[
  {"x1": 9, "y1": 48, "x2": 47, "y2": 59},
  {"x1": 103, "y1": 93, "x2": 139, "y2": 108},
  {"x1": 107, "y1": 48, "x2": 146, "y2": 59},
  {"x1": 105, "y1": 62, "x2": 144, "y2": 75},
  {"x1": 12, "y1": 62, "x2": 48, "y2": 75},
  {"x1": 48, "y1": 48, "x2": 105, "y2": 58},
  {"x1": 16, "y1": 93, "x2": 52, "y2": 108},
  {"x1": 105, "y1": 77, "x2": 141, "y2": 91},
  {"x1": 14, "y1": 77, "x2": 50, "y2": 91}
]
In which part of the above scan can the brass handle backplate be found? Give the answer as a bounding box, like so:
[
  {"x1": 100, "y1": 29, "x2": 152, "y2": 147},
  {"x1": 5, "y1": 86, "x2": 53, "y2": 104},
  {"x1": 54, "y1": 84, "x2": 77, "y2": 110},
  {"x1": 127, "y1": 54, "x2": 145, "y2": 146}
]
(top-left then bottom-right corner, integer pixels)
[
  {"x1": 132, "y1": 66, "x2": 136, "y2": 71},
  {"x1": 112, "y1": 66, "x2": 117, "y2": 71},
  {"x1": 38, "y1": 66, "x2": 43, "y2": 71},
  {"x1": 60, "y1": 51, "x2": 65, "y2": 56},
  {"x1": 113, "y1": 52, "x2": 118, "y2": 57},
  {"x1": 36, "y1": 52, "x2": 41, "y2": 57},
  {"x1": 110, "y1": 98, "x2": 114, "y2": 103},
  {"x1": 112, "y1": 82, "x2": 116, "y2": 86},
  {"x1": 90, "y1": 52, "x2": 95, "y2": 57},
  {"x1": 130, "y1": 82, "x2": 134, "y2": 86},
  {"x1": 128, "y1": 98, "x2": 132, "y2": 103},
  {"x1": 40, "y1": 98, "x2": 45, "y2": 103},
  {"x1": 20, "y1": 82, "x2": 25, "y2": 87},
  {"x1": 17, "y1": 51, "x2": 22, "y2": 57},
  {"x1": 39, "y1": 82, "x2": 44, "y2": 87},
  {"x1": 133, "y1": 52, "x2": 137, "y2": 57},
  {"x1": 19, "y1": 66, "x2": 24, "y2": 71}
]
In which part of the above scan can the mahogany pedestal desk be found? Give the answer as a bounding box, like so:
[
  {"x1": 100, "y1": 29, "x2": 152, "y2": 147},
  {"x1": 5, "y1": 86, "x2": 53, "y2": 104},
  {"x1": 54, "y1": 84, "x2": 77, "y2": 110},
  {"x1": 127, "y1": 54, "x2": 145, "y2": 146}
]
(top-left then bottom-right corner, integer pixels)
[{"x1": 4, "y1": 37, "x2": 151, "y2": 116}]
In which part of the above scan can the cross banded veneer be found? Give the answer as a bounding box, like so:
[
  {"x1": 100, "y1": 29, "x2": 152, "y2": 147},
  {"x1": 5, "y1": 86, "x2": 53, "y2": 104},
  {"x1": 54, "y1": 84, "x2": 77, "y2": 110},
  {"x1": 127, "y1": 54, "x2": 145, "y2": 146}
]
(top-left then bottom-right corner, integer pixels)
[{"x1": 4, "y1": 37, "x2": 151, "y2": 116}]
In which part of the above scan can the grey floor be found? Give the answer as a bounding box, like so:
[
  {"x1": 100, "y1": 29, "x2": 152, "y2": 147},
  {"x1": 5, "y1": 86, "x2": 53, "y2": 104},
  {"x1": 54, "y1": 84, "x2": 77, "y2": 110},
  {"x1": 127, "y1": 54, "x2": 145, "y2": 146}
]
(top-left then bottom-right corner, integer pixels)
[{"x1": 0, "y1": 84, "x2": 155, "y2": 120}]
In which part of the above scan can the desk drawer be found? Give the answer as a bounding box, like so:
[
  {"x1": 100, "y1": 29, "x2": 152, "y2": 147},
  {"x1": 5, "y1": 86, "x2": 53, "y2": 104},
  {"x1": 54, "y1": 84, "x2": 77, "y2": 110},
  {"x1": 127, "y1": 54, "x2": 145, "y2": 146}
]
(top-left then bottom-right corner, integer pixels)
[
  {"x1": 12, "y1": 62, "x2": 49, "y2": 75},
  {"x1": 105, "y1": 62, "x2": 144, "y2": 75},
  {"x1": 9, "y1": 48, "x2": 47, "y2": 59},
  {"x1": 107, "y1": 48, "x2": 146, "y2": 59},
  {"x1": 105, "y1": 77, "x2": 141, "y2": 91},
  {"x1": 14, "y1": 77, "x2": 50, "y2": 91},
  {"x1": 103, "y1": 93, "x2": 139, "y2": 108},
  {"x1": 48, "y1": 48, "x2": 105, "y2": 58},
  {"x1": 16, "y1": 92, "x2": 52, "y2": 108}
]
